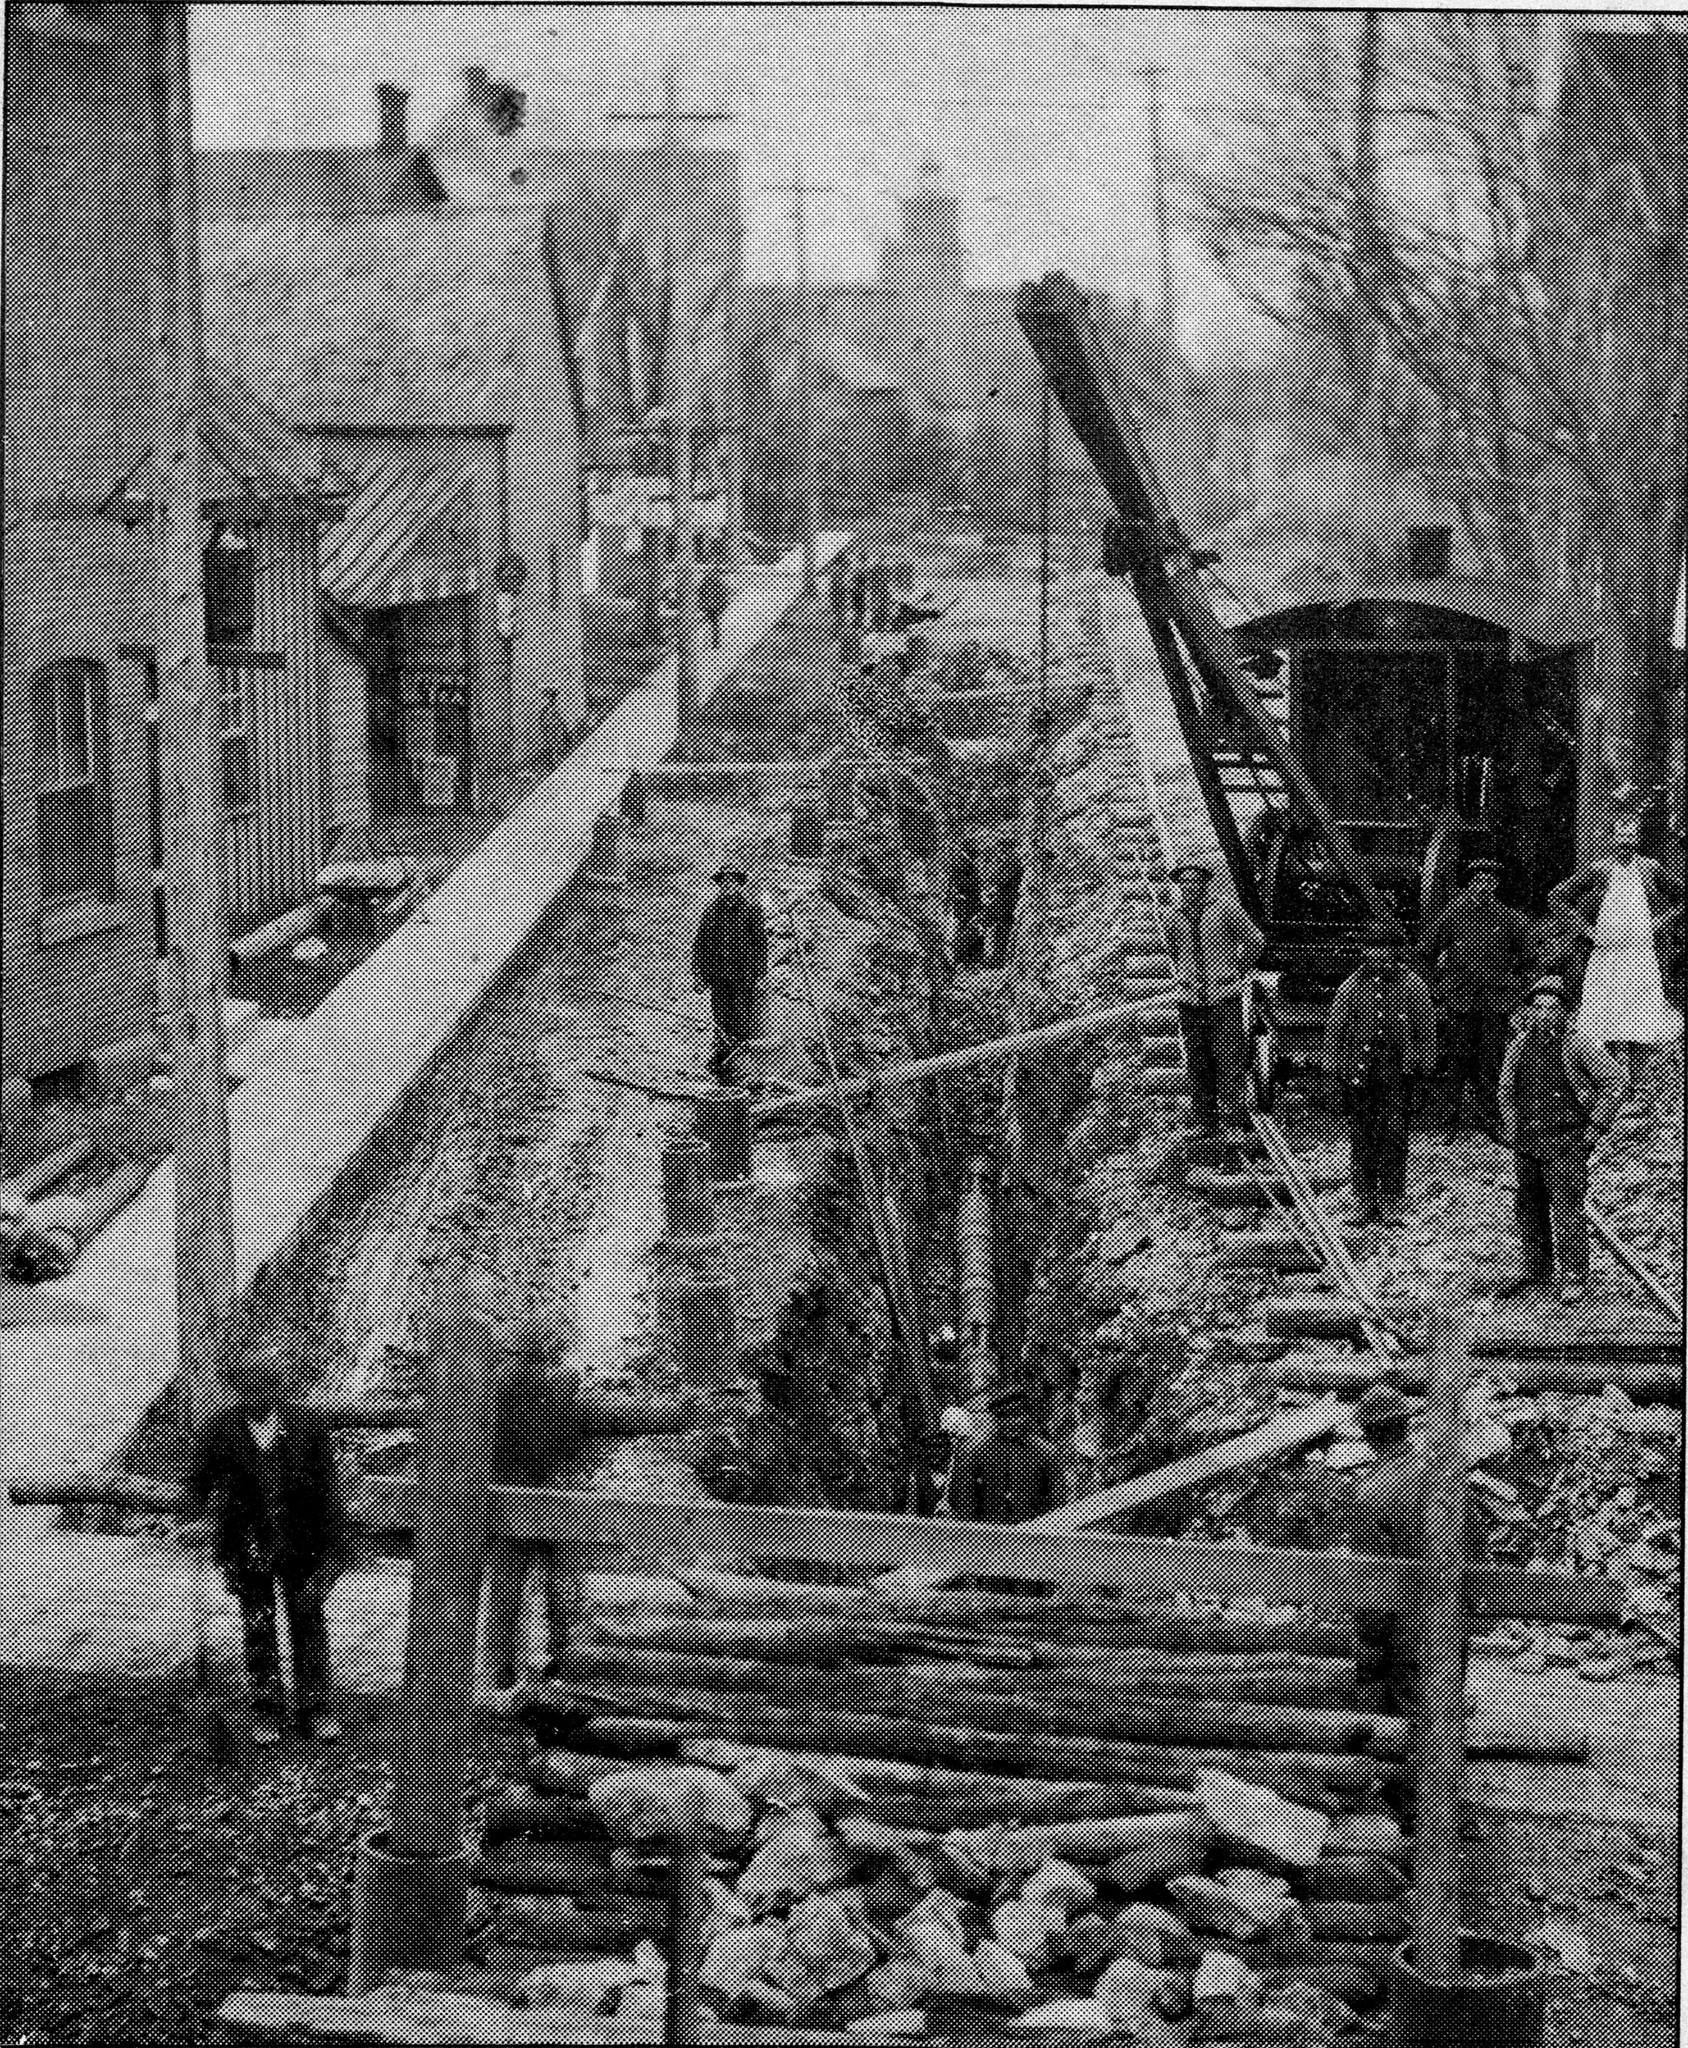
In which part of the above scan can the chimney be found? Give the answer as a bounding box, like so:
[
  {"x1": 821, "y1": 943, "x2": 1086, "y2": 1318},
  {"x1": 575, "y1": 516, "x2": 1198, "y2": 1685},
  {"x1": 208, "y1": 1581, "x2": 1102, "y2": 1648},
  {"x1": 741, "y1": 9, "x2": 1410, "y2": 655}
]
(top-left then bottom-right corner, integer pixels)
[
  {"x1": 375, "y1": 82, "x2": 409, "y2": 153},
  {"x1": 1403, "y1": 523, "x2": 1453, "y2": 582}
]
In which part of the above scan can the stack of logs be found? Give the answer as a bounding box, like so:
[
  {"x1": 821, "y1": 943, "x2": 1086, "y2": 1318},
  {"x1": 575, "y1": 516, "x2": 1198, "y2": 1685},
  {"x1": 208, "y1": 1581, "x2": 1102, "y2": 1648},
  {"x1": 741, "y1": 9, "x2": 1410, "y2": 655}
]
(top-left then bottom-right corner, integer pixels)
[{"x1": 464, "y1": 1572, "x2": 1470, "y2": 2034}]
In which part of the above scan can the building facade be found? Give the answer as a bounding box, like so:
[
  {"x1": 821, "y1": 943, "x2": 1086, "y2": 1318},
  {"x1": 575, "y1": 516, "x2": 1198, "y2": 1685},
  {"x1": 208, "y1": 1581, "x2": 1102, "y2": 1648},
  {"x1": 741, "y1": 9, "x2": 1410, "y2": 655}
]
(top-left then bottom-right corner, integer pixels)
[{"x1": 2, "y1": 5, "x2": 349, "y2": 1131}]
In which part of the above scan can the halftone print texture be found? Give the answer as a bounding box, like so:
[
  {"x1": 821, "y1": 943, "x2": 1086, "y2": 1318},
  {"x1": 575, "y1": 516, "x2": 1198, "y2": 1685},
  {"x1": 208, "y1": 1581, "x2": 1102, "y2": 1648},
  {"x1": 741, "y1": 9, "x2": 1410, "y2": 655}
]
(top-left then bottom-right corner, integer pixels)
[{"x1": 1, "y1": 8, "x2": 1681, "y2": 2041}]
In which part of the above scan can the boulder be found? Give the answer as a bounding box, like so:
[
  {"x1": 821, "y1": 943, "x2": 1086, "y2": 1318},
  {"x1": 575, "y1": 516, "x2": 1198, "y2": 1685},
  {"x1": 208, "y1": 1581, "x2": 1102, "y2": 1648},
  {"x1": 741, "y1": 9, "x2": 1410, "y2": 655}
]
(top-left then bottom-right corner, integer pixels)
[
  {"x1": 588, "y1": 1766, "x2": 756, "y2": 1850},
  {"x1": 1111, "y1": 1902, "x2": 1200, "y2": 1968},
  {"x1": 1021, "y1": 1860, "x2": 1099, "y2": 1915},
  {"x1": 1198, "y1": 1771, "x2": 1330, "y2": 1869},
  {"x1": 1011, "y1": 1997, "x2": 1117, "y2": 2031}
]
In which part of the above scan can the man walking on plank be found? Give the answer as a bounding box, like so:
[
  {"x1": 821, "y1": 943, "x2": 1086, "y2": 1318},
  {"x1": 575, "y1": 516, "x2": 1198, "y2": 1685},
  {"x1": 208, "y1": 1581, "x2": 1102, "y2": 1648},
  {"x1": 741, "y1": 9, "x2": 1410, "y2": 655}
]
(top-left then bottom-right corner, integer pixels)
[
  {"x1": 1167, "y1": 850, "x2": 1265, "y2": 1135},
  {"x1": 1414, "y1": 857, "x2": 1534, "y2": 1134},
  {"x1": 1494, "y1": 971, "x2": 1627, "y2": 1306},
  {"x1": 1321, "y1": 929, "x2": 1437, "y2": 1228}
]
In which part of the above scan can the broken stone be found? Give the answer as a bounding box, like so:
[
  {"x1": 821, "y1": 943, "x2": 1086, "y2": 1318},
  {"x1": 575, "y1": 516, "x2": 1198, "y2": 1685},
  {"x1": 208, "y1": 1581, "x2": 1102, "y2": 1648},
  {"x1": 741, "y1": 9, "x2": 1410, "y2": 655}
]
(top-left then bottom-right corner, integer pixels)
[
  {"x1": 1197, "y1": 1771, "x2": 1330, "y2": 1868},
  {"x1": 588, "y1": 1766, "x2": 756, "y2": 1850},
  {"x1": 990, "y1": 1895, "x2": 1068, "y2": 1966},
  {"x1": 517, "y1": 1958, "x2": 638, "y2": 2010},
  {"x1": 1192, "y1": 1951, "x2": 1261, "y2": 2007},
  {"x1": 1094, "y1": 1954, "x2": 1178, "y2": 2025},
  {"x1": 1167, "y1": 1874, "x2": 1280, "y2": 1940},
  {"x1": 971, "y1": 1939, "x2": 1041, "y2": 2012},
  {"x1": 1111, "y1": 1901, "x2": 1200, "y2": 1968},
  {"x1": 1011, "y1": 1997, "x2": 1117, "y2": 2031},
  {"x1": 1020, "y1": 1860, "x2": 1099, "y2": 1915}
]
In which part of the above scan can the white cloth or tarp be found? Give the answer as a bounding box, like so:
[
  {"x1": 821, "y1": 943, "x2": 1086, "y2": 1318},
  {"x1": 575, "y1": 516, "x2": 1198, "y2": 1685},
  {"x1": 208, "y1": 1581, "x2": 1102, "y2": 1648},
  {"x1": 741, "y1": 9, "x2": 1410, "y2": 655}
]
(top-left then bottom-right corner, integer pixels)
[{"x1": 1576, "y1": 864, "x2": 1683, "y2": 1046}]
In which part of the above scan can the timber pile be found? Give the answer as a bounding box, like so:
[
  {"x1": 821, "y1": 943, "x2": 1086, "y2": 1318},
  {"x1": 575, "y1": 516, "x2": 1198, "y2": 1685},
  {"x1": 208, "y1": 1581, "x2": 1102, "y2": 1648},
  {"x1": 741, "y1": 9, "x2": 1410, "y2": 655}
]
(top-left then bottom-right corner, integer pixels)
[{"x1": 454, "y1": 1581, "x2": 1440, "y2": 2039}]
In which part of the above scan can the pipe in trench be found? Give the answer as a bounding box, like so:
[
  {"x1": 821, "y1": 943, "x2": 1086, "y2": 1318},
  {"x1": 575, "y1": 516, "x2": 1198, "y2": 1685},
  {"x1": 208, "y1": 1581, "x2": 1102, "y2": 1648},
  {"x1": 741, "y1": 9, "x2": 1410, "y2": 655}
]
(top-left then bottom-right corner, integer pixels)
[{"x1": 956, "y1": 1153, "x2": 996, "y2": 1399}]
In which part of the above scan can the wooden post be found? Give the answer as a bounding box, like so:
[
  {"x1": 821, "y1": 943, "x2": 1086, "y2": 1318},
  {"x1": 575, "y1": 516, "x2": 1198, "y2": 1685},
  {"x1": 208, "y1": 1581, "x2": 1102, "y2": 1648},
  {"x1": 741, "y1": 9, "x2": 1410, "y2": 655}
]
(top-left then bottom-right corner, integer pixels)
[
  {"x1": 147, "y1": 5, "x2": 238, "y2": 1434},
  {"x1": 1412, "y1": 1301, "x2": 1470, "y2": 1980},
  {"x1": 665, "y1": 1839, "x2": 709, "y2": 2047},
  {"x1": 390, "y1": 1299, "x2": 499, "y2": 1859}
]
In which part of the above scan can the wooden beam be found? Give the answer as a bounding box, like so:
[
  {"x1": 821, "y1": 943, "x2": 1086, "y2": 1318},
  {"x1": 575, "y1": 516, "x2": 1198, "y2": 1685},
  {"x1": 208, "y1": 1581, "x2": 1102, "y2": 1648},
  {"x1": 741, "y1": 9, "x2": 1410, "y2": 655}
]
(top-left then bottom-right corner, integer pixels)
[
  {"x1": 352, "y1": 1479, "x2": 1623, "y2": 1622},
  {"x1": 216, "y1": 1995, "x2": 903, "y2": 2047},
  {"x1": 747, "y1": 991, "x2": 1178, "y2": 1124},
  {"x1": 877, "y1": 1398, "x2": 1352, "y2": 1595}
]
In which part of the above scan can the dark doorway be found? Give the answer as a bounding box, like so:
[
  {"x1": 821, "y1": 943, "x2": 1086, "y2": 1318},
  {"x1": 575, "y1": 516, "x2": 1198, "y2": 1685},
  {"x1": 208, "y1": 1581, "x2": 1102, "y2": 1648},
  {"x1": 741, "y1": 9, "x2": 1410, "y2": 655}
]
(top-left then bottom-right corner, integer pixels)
[{"x1": 365, "y1": 596, "x2": 478, "y2": 814}]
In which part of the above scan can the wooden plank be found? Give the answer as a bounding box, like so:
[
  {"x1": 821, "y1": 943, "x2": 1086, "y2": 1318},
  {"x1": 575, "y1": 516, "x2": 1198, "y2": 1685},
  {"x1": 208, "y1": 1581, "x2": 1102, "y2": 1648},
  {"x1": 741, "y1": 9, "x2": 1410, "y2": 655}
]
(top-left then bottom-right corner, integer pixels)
[
  {"x1": 217, "y1": 1994, "x2": 897, "y2": 2047},
  {"x1": 876, "y1": 1399, "x2": 1351, "y2": 1595},
  {"x1": 1585, "y1": 1206, "x2": 1681, "y2": 1322},
  {"x1": 1271, "y1": 1355, "x2": 1683, "y2": 1402},
  {"x1": 745, "y1": 992, "x2": 1184, "y2": 1123},
  {"x1": 353, "y1": 1479, "x2": 1622, "y2": 1622}
]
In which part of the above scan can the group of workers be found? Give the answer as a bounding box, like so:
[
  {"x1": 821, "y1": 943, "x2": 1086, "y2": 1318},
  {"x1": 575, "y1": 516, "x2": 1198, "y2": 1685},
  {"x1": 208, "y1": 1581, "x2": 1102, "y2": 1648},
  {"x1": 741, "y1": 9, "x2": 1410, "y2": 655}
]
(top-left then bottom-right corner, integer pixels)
[
  {"x1": 187, "y1": 1306, "x2": 588, "y2": 1747},
  {"x1": 947, "y1": 837, "x2": 1025, "y2": 968},
  {"x1": 1163, "y1": 812, "x2": 1680, "y2": 1305}
]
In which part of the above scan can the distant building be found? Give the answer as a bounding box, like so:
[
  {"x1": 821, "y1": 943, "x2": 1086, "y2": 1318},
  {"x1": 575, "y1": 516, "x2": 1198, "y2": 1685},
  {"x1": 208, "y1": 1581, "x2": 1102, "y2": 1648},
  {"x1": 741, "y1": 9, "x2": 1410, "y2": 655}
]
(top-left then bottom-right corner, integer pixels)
[
  {"x1": 3, "y1": 6, "x2": 351, "y2": 1133},
  {"x1": 879, "y1": 164, "x2": 968, "y2": 417},
  {"x1": 200, "y1": 74, "x2": 746, "y2": 790}
]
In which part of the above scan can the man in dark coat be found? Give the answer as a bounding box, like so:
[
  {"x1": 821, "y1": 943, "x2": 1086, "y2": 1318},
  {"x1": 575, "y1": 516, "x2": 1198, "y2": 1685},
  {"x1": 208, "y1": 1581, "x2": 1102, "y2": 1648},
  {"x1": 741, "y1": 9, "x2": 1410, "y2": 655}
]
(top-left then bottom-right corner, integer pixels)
[
  {"x1": 1414, "y1": 858, "x2": 1535, "y2": 1133},
  {"x1": 1494, "y1": 972, "x2": 1627, "y2": 1305},
  {"x1": 188, "y1": 1346, "x2": 349, "y2": 1745},
  {"x1": 947, "y1": 1382, "x2": 1066, "y2": 1525},
  {"x1": 1321, "y1": 930, "x2": 1438, "y2": 1227},
  {"x1": 693, "y1": 866, "x2": 769, "y2": 1080},
  {"x1": 1337, "y1": 1378, "x2": 1489, "y2": 1824},
  {"x1": 484, "y1": 1321, "x2": 584, "y2": 1689},
  {"x1": 948, "y1": 841, "x2": 985, "y2": 967},
  {"x1": 985, "y1": 841, "x2": 1025, "y2": 967}
]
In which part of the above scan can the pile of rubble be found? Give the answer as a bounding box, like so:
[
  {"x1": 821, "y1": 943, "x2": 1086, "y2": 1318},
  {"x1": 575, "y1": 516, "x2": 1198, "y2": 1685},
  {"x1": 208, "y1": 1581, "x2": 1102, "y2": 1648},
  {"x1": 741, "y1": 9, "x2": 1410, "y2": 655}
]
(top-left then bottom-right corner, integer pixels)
[{"x1": 472, "y1": 1744, "x2": 1409, "y2": 2039}]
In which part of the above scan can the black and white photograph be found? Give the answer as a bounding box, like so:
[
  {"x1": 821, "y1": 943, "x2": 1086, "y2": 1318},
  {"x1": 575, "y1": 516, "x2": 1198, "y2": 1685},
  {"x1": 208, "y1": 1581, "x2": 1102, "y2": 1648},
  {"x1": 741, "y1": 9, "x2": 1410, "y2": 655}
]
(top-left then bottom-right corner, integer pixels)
[{"x1": 1, "y1": 6, "x2": 1683, "y2": 2043}]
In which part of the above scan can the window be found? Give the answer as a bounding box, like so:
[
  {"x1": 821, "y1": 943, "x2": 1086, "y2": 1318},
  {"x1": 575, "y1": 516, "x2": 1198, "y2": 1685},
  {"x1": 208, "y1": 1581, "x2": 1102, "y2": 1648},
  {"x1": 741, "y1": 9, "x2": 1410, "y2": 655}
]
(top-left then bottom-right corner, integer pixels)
[
  {"x1": 218, "y1": 664, "x2": 253, "y2": 812},
  {"x1": 204, "y1": 525, "x2": 257, "y2": 649},
  {"x1": 31, "y1": 656, "x2": 116, "y2": 900}
]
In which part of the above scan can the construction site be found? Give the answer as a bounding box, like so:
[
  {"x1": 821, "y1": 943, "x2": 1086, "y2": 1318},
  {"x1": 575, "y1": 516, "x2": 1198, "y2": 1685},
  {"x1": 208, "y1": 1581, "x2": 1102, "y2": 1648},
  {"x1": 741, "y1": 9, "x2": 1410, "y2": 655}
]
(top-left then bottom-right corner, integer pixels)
[{"x1": 3, "y1": 10, "x2": 1685, "y2": 2048}]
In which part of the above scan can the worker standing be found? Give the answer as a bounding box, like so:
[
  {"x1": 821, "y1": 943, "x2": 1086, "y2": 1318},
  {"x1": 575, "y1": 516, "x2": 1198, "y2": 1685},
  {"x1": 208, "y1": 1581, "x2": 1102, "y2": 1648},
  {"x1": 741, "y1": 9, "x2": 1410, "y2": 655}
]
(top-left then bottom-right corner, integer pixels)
[
  {"x1": 693, "y1": 865, "x2": 769, "y2": 1083},
  {"x1": 187, "y1": 1345, "x2": 348, "y2": 1747},
  {"x1": 947, "y1": 1381, "x2": 1066, "y2": 1525},
  {"x1": 1414, "y1": 857, "x2": 1535, "y2": 1134},
  {"x1": 985, "y1": 840, "x2": 1025, "y2": 968},
  {"x1": 1321, "y1": 929, "x2": 1438, "y2": 1226},
  {"x1": 1166, "y1": 852, "x2": 1265, "y2": 1135},
  {"x1": 1494, "y1": 972, "x2": 1627, "y2": 1306},
  {"x1": 948, "y1": 840, "x2": 985, "y2": 967},
  {"x1": 1549, "y1": 815, "x2": 1682, "y2": 1091},
  {"x1": 484, "y1": 1321, "x2": 583, "y2": 1689}
]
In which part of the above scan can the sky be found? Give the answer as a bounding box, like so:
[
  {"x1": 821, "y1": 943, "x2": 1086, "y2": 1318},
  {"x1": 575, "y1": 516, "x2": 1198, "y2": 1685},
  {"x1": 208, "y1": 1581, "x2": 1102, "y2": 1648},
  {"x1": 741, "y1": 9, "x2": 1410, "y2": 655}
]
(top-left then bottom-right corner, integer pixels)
[{"x1": 186, "y1": 4, "x2": 1274, "y2": 358}]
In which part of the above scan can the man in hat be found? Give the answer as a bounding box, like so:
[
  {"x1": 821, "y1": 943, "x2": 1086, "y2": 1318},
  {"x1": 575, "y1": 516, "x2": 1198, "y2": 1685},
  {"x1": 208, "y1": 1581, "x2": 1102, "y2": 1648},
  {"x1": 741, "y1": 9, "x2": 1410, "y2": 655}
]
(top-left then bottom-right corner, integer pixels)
[
  {"x1": 947, "y1": 1381, "x2": 1067, "y2": 1526},
  {"x1": 1414, "y1": 859, "x2": 1535, "y2": 1133},
  {"x1": 693, "y1": 866, "x2": 769, "y2": 1082},
  {"x1": 1167, "y1": 852, "x2": 1266, "y2": 1134},
  {"x1": 187, "y1": 1347, "x2": 348, "y2": 1745},
  {"x1": 1338, "y1": 1380, "x2": 1490, "y2": 1820},
  {"x1": 1494, "y1": 972, "x2": 1627, "y2": 1305},
  {"x1": 1321, "y1": 930, "x2": 1438, "y2": 1226},
  {"x1": 484, "y1": 1318, "x2": 585, "y2": 1690}
]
